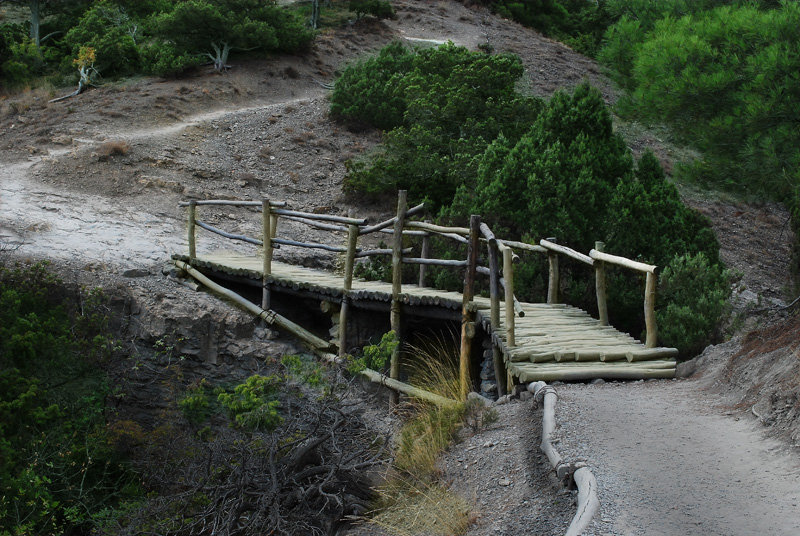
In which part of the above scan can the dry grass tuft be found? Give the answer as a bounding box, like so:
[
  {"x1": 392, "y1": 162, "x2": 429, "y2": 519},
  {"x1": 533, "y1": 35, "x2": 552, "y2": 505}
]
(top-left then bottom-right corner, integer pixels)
[
  {"x1": 369, "y1": 478, "x2": 472, "y2": 536},
  {"x1": 97, "y1": 140, "x2": 130, "y2": 160}
]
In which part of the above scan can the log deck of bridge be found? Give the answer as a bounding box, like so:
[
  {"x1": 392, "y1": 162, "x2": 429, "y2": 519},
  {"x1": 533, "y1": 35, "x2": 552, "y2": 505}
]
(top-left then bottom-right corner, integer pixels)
[{"x1": 175, "y1": 252, "x2": 678, "y2": 383}]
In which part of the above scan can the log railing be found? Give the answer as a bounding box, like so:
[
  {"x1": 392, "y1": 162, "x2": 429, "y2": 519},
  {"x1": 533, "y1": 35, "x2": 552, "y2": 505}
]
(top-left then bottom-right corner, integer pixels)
[{"x1": 180, "y1": 190, "x2": 661, "y2": 400}]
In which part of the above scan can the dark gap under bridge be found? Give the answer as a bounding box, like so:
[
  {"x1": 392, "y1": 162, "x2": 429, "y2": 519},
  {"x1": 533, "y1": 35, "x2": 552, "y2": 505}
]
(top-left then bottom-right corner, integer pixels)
[{"x1": 171, "y1": 191, "x2": 678, "y2": 401}]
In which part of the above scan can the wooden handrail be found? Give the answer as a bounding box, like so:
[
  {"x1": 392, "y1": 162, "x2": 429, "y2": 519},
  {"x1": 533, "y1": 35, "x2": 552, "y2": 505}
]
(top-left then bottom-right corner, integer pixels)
[
  {"x1": 589, "y1": 249, "x2": 656, "y2": 273},
  {"x1": 179, "y1": 199, "x2": 287, "y2": 207}
]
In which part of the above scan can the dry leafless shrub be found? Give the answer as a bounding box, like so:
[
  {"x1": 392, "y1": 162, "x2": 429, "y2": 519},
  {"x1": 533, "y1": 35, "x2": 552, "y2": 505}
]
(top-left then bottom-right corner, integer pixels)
[{"x1": 97, "y1": 140, "x2": 130, "y2": 160}]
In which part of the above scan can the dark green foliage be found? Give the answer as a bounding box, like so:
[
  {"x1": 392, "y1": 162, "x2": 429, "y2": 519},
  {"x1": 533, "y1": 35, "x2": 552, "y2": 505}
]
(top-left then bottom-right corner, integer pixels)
[
  {"x1": 600, "y1": 1, "x2": 800, "y2": 200},
  {"x1": 341, "y1": 43, "x2": 541, "y2": 209},
  {"x1": 349, "y1": 0, "x2": 395, "y2": 21},
  {"x1": 62, "y1": 0, "x2": 141, "y2": 76},
  {"x1": 0, "y1": 261, "x2": 136, "y2": 535},
  {"x1": 657, "y1": 253, "x2": 731, "y2": 356},
  {"x1": 330, "y1": 41, "x2": 414, "y2": 131}
]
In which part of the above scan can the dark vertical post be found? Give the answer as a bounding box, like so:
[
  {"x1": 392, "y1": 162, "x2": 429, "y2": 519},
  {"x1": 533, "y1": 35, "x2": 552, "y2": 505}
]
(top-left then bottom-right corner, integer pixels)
[
  {"x1": 389, "y1": 190, "x2": 407, "y2": 405},
  {"x1": 261, "y1": 199, "x2": 273, "y2": 311},
  {"x1": 339, "y1": 223, "x2": 359, "y2": 356},
  {"x1": 418, "y1": 220, "x2": 432, "y2": 287}
]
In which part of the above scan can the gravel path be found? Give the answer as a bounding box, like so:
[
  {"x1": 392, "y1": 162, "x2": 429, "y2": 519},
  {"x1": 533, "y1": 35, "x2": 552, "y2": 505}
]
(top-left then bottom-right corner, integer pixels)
[{"x1": 555, "y1": 378, "x2": 800, "y2": 535}]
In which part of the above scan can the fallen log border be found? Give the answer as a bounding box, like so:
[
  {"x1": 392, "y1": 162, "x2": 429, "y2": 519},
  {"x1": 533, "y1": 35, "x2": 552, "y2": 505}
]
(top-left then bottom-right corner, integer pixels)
[{"x1": 528, "y1": 381, "x2": 599, "y2": 536}]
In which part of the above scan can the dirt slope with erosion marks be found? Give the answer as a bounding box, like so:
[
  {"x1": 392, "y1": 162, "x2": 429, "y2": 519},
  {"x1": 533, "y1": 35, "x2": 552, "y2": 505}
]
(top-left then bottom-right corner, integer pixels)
[{"x1": 1, "y1": 1, "x2": 800, "y2": 535}]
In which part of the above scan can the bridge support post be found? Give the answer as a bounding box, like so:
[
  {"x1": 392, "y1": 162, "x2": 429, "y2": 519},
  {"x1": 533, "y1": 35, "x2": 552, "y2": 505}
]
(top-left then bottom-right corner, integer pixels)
[
  {"x1": 594, "y1": 241, "x2": 608, "y2": 326},
  {"x1": 645, "y1": 271, "x2": 657, "y2": 348},
  {"x1": 339, "y1": 224, "x2": 359, "y2": 356},
  {"x1": 187, "y1": 200, "x2": 197, "y2": 260},
  {"x1": 261, "y1": 199, "x2": 273, "y2": 311},
  {"x1": 418, "y1": 220, "x2": 432, "y2": 287},
  {"x1": 459, "y1": 215, "x2": 480, "y2": 400},
  {"x1": 389, "y1": 190, "x2": 407, "y2": 405},
  {"x1": 547, "y1": 237, "x2": 559, "y2": 305},
  {"x1": 502, "y1": 245, "x2": 516, "y2": 348},
  {"x1": 485, "y1": 224, "x2": 507, "y2": 397}
]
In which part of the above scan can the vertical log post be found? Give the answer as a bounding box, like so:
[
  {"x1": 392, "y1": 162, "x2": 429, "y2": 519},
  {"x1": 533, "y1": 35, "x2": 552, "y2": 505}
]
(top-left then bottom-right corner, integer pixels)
[
  {"x1": 339, "y1": 223, "x2": 359, "y2": 357},
  {"x1": 187, "y1": 200, "x2": 197, "y2": 260},
  {"x1": 418, "y1": 220, "x2": 432, "y2": 287},
  {"x1": 594, "y1": 241, "x2": 608, "y2": 326},
  {"x1": 261, "y1": 199, "x2": 273, "y2": 312},
  {"x1": 502, "y1": 244, "x2": 516, "y2": 348},
  {"x1": 459, "y1": 215, "x2": 480, "y2": 400},
  {"x1": 389, "y1": 190, "x2": 407, "y2": 405},
  {"x1": 547, "y1": 237, "x2": 559, "y2": 305},
  {"x1": 486, "y1": 231, "x2": 507, "y2": 396},
  {"x1": 645, "y1": 271, "x2": 657, "y2": 348}
]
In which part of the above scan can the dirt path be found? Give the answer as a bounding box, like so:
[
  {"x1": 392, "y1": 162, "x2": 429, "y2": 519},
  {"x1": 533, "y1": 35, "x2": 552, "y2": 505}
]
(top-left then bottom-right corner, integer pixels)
[{"x1": 556, "y1": 378, "x2": 800, "y2": 535}]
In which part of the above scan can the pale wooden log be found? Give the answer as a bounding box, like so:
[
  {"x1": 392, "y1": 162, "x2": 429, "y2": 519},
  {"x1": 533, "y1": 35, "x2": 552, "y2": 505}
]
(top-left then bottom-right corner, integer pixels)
[
  {"x1": 173, "y1": 260, "x2": 330, "y2": 350},
  {"x1": 179, "y1": 200, "x2": 287, "y2": 207},
  {"x1": 541, "y1": 238, "x2": 594, "y2": 266},
  {"x1": 195, "y1": 220, "x2": 263, "y2": 246},
  {"x1": 419, "y1": 220, "x2": 432, "y2": 287},
  {"x1": 282, "y1": 215, "x2": 348, "y2": 233},
  {"x1": 390, "y1": 190, "x2": 407, "y2": 405},
  {"x1": 339, "y1": 224, "x2": 359, "y2": 357},
  {"x1": 496, "y1": 238, "x2": 547, "y2": 254},
  {"x1": 594, "y1": 241, "x2": 609, "y2": 326},
  {"x1": 566, "y1": 466, "x2": 600, "y2": 536},
  {"x1": 645, "y1": 271, "x2": 658, "y2": 348},
  {"x1": 188, "y1": 200, "x2": 197, "y2": 259},
  {"x1": 546, "y1": 238, "x2": 560, "y2": 304},
  {"x1": 272, "y1": 237, "x2": 349, "y2": 253},
  {"x1": 405, "y1": 220, "x2": 470, "y2": 236},
  {"x1": 358, "y1": 203, "x2": 425, "y2": 235},
  {"x1": 589, "y1": 249, "x2": 656, "y2": 273},
  {"x1": 529, "y1": 382, "x2": 568, "y2": 477},
  {"x1": 460, "y1": 215, "x2": 480, "y2": 400},
  {"x1": 355, "y1": 247, "x2": 412, "y2": 258},
  {"x1": 315, "y1": 350, "x2": 458, "y2": 407},
  {"x1": 272, "y1": 208, "x2": 366, "y2": 226},
  {"x1": 403, "y1": 258, "x2": 468, "y2": 267},
  {"x1": 522, "y1": 359, "x2": 676, "y2": 370},
  {"x1": 502, "y1": 245, "x2": 515, "y2": 347},
  {"x1": 627, "y1": 347, "x2": 678, "y2": 362},
  {"x1": 518, "y1": 367, "x2": 674, "y2": 382}
]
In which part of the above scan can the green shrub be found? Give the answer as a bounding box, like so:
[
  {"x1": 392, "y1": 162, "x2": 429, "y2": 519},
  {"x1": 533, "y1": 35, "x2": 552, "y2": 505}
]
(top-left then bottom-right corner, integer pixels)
[
  {"x1": 330, "y1": 41, "x2": 414, "y2": 131},
  {"x1": 0, "y1": 261, "x2": 137, "y2": 535},
  {"x1": 340, "y1": 42, "x2": 541, "y2": 209},
  {"x1": 350, "y1": 0, "x2": 395, "y2": 21},
  {"x1": 218, "y1": 374, "x2": 283, "y2": 432},
  {"x1": 657, "y1": 253, "x2": 731, "y2": 356}
]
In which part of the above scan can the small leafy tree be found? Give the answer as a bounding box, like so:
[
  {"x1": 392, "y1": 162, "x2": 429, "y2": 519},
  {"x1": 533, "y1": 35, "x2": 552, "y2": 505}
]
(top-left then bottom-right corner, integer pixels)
[
  {"x1": 657, "y1": 253, "x2": 731, "y2": 356},
  {"x1": 62, "y1": 0, "x2": 141, "y2": 76},
  {"x1": 147, "y1": 0, "x2": 312, "y2": 74},
  {"x1": 350, "y1": 0, "x2": 395, "y2": 21}
]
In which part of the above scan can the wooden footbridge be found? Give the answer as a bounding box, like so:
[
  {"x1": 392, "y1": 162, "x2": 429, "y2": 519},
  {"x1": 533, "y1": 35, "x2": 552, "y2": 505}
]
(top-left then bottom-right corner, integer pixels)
[{"x1": 171, "y1": 191, "x2": 677, "y2": 400}]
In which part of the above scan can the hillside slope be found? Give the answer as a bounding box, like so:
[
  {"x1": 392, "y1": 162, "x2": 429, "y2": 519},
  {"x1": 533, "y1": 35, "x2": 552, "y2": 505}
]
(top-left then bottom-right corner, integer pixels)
[{"x1": 1, "y1": 1, "x2": 799, "y2": 534}]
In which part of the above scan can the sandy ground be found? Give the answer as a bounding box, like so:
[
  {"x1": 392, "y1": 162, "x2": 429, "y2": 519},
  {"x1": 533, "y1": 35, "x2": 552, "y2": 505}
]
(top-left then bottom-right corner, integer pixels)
[{"x1": 2, "y1": 1, "x2": 799, "y2": 534}]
